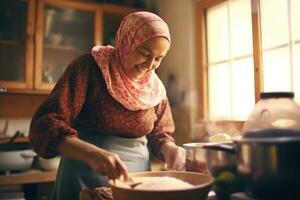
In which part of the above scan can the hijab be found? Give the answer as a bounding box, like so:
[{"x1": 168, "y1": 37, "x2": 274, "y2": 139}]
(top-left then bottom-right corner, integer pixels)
[{"x1": 91, "y1": 11, "x2": 170, "y2": 111}]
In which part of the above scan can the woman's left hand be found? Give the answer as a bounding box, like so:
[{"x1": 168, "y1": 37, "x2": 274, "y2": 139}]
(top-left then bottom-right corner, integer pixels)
[{"x1": 161, "y1": 142, "x2": 185, "y2": 170}]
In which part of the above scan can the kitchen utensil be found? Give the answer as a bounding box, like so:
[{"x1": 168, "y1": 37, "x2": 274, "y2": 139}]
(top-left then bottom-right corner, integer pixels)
[
  {"x1": 7, "y1": 131, "x2": 23, "y2": 144},
  {"x1": 203, "y1": 92, "x2": 300, "y2": 200},
  {"x1": 0, "y1": 149, "x2": 36, "y2": 172},
  {"x1": 109, "y1": 171, "x2": 213, "y2": 200},
  {"x1": 126, "y1": 176, "x2": 143, "y2": 188},
  {"x1": 39, "y1": 156, "x2": 60, "y2": 171},
  {"x1": 184, "y1": 142, "x2": 244, "y2": 200},
  {"x1": 242, "y1": 92, "x2": 300, "y2": 134},
  {"x1": 0, "y1": 131, "x2": 35, "y2": 172},
  {"x1": 127, "y1": 181, "x2": 143, "y2": 188},
  {"x1": 113, "y1": 176, "x2": 143, "y2": 189},
  {"x1": 204, "y1": 137, "x2": 300, "y2": 199},
  {"x1": 183, "y1": 143, "x2": 210, "y2": 174}
]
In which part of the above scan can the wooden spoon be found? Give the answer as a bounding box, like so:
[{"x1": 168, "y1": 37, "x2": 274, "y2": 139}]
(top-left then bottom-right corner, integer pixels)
[
  {"x1": 114, "y1": 177, "x2": 143, "y2": 189},
  {"x1": 128, "y1": 181, "x2": 143, "y2": 188},
  {"x1": 127, "y1": 177, "x2": 143, "y2": 188}
]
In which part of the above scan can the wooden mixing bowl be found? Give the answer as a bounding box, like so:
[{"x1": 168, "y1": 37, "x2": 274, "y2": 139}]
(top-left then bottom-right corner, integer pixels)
[{"x1": 109, "y1": 171, "x2": 213, "y2": 200}]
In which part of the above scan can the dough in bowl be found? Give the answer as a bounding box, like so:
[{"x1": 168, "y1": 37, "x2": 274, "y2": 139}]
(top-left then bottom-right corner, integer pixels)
[{"x1": 132, "y1": 176, "x2": 194, "y2": 190}]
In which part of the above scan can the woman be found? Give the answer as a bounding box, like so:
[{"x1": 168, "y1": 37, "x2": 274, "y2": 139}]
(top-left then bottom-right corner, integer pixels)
[{"x1": 29, "y1": 11, "x2": 185, "y2": 200}]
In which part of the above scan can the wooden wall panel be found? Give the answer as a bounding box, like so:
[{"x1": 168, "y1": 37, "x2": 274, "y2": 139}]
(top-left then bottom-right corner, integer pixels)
[{"x1": 0, "y1": 94, "x2": 48, "y2": 118}]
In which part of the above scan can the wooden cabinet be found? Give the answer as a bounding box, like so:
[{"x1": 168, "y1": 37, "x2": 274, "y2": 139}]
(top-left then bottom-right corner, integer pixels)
[
  {"x1": 0, "y1": 0, "x2": 138, "y2": 93},
  {"x1": 0, "y1": 0, "x2": 35, "y2": 91},
  {"x1": 35, "y1": 0, "x2": 99, "y2": 90}
]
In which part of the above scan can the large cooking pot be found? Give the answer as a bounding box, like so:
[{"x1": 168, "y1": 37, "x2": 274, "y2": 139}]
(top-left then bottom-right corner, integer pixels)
[
  {"x1": 204, "y1": 92, "x2": 300, "y2": 200},
  {"x1": 204, "y1": 136, "x2": 300, "y2": 199},
  {"x1": 109, "y1": 171, "x2": 213, "y2": 200}
]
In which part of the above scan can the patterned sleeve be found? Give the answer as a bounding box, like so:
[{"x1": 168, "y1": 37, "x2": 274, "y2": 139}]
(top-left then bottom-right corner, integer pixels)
[
  {"x1": 146, "y1": 97, "x2": 175, "y2": 160},
  {"x1": 29, "y1": 54, "x2": 92, "y2": 158}
]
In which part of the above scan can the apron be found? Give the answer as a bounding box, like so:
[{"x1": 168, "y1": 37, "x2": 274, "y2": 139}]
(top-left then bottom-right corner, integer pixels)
[{"x1": 51, "y1": 130, "x2": 150, "y2": 200}]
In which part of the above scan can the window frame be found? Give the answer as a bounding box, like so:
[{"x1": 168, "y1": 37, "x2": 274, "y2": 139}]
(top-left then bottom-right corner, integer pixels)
[{"x1": 195, "y1": 0, "x2": 263, "y2": 121}]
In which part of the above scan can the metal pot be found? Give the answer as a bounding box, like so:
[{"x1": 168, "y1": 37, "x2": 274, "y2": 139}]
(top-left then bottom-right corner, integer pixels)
[
  {"x1": 0, "y1": 149, "x2": 36, "y2": 172},
  {"x1": 0, "y1": 132, "x2": 36, "y2": 172},
  {"x1": 184, "y1": 142, "x2": 244, "y2": 200},
  {"x1": 183, "y1": 143, "x2": 210, "y2": 174},
  {"x1": 203, "y1": 135, "x2": 300, "y2": 199}
]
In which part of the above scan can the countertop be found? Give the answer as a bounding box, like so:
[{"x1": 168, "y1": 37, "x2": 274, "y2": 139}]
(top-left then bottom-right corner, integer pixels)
[{"x1": 0, "y1": 169, "x2": 57, "y2": 186}]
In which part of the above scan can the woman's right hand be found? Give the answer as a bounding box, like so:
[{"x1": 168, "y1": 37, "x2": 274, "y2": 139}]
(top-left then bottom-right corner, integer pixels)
[
  {"x1": 85, "y1": 148, "x2": 129, "y2": 180},
  {"x1": 57, "y1": 136, "x2": 129, "y2": 181}
]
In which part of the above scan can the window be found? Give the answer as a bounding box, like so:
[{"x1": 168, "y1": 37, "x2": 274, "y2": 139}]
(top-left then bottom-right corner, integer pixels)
[
  {"x1": 196, "y1": 0, "x2": 300, "y2": 121},
  {"x1": 260, "y1": 0, "x2": 300, "y2": 102}
]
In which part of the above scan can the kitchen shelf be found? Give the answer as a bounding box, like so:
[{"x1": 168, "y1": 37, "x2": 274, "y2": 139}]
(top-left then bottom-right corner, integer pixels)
[{"x1": 0, "y1": 169, "x2": 57, "y2": 186}]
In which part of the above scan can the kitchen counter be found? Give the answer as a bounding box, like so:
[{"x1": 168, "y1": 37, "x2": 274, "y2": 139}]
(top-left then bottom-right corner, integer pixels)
[{"x1": 0, "y1": 169, "x2": 56, "y2": 186}]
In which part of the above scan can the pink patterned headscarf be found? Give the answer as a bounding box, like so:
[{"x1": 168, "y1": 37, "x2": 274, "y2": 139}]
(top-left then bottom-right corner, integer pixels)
[{"x1": 92, "y1": 11, "x2": 171, "y2": 111}]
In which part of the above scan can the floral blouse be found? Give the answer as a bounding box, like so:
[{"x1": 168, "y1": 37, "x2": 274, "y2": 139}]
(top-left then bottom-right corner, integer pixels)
[{"x1": 29, "y1": 53, "x2": 175, "y2": 159}]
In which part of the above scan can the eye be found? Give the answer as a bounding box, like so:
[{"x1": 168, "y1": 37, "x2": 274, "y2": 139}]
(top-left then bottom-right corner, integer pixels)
[{"x1": 138, "y1": 49, "x2": 151, "y2": 57}]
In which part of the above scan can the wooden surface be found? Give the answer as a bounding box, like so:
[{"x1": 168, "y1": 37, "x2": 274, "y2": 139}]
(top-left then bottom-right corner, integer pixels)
[
  {"x1": 0, "y1": 169, "x2": 57, "y2": 186},
  {"x1": 0, "y1": 137, "x2": 30, "y2": 144},
  {"x1": 0, "y1": 93, "x2": 48, "y2": 118}
]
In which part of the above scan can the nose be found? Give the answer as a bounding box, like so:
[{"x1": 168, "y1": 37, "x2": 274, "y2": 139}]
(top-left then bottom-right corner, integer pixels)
[{"x1": 145, "y1": 58, "x2": 155, "y2": 70}]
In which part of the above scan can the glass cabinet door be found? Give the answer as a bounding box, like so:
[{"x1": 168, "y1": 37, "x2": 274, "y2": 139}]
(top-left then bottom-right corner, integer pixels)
[
  {"x1": 0, "y1": 0, "x2": 137, "y2": 93},
  {"x1": 0, "y1": 0, "x2": 35, "y2": 90},
  {"x1": 35, "y1": 1, "x2": 97, "y2": 90}
]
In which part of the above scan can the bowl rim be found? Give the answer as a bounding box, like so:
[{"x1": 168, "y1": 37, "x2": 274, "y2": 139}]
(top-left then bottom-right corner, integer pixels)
[
  {"x1": 109, "y1": 171, "x2": 214, "y2": 192},
  {"x1": 183, "y1": 142, "x2": 233, "y2": 149},
  {"x1": 183, "y1": 142, "x2": 206, "y2": 148}
]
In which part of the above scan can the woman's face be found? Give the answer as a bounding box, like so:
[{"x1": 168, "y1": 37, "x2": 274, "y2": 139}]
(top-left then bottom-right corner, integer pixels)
[{"x1": 125, "y1": 36, "x2": 170, "y2": 80}]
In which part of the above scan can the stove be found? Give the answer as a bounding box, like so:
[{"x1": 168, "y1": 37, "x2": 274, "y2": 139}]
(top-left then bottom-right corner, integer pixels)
[
  {"x1": 207, "y1": 191, "x2": 256, "y2": 200},
  {"x1": 230, "y1": 191, "x2": 296, "y2": 200},
  {"x1": 231, "y1": 192, "x2": 255, "y2": 200}
]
